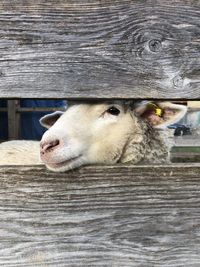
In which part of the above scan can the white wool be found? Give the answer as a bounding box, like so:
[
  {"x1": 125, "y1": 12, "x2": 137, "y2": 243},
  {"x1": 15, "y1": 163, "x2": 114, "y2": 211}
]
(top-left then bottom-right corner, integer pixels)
[{"x1": 0, "y1": 140, "x2": 42, "y2": 165}]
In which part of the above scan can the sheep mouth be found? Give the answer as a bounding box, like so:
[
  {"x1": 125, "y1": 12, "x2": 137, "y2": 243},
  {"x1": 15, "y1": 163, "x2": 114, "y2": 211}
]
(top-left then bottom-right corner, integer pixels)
[{"x1": 45, "y1": 155, "x2": 82, "y2": 170}]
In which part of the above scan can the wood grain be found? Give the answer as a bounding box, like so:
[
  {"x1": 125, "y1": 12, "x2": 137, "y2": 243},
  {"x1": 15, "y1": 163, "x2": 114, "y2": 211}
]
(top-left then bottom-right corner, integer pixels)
[
  {"x1": 1, "y1": 164, "x2": 200, "y2": 266},
  {"x1": 7, "y1": 100, "x2": 20, "y2": 140},
  {"x1": 0, "y1": 0, "x2": 199, "y2": 99}
]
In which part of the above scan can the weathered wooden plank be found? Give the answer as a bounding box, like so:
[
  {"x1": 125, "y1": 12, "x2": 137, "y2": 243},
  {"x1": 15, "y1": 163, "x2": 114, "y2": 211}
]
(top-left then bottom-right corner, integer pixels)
[
  {"x1": 0, "y1": 0, "x2": 199, "y2": 99},
  {"x1": 7, "y1": 100, "x2": 20, "y2": 140},
  {"x1": 0, "y1": 164, "x2": 200, "y2": 266}
]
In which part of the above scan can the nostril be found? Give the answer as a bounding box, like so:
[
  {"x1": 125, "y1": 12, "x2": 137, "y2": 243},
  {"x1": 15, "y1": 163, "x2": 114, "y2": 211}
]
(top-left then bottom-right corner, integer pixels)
[
  {"x1": 50, "y1": 139, "x2": 60, "y2": 148},
  {"x1": 40, "y1": 139, "x2": 60, "y2": 154}
]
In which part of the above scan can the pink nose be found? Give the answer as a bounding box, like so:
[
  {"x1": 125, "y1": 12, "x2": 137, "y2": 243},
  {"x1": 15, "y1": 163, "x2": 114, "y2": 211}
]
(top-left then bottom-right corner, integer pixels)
[{"x1": 40, "y1": 139, "x2": 60, "y2": 155}]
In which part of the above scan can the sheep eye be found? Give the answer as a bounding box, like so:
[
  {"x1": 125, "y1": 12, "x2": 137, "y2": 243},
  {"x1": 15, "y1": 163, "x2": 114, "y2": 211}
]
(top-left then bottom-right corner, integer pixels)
[{"x1": 107, "y1": 106, "x2": 120, "y2": 116}]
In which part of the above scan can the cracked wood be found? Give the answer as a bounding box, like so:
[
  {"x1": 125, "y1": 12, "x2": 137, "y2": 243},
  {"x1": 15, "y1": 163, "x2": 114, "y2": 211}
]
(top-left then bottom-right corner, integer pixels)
[
  {"x1": 0, "y1": 164, "x2": 200, "y2": 266},
  {"x1": 0, "y1": 0, "x2": 199, "y2": 98}
]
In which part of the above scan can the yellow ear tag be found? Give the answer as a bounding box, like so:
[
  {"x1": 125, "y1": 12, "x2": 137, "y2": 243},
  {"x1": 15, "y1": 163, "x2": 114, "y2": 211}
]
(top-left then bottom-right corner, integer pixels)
[
  {"x1": 155, "y1": 108, "x2": 162, "y2": 117},
  {"x1": 147, "y1": 103, "x2": 163, "y2": 117}
]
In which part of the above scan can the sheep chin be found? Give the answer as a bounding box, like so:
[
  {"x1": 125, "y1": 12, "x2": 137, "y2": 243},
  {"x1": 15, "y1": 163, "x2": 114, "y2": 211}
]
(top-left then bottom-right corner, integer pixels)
[{"x1": 45, "y1": 155, "x2": 84, "y2": 172}]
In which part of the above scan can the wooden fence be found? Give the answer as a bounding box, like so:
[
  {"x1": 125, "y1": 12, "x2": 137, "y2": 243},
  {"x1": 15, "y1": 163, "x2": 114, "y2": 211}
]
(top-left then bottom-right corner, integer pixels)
[
  {"x1": 0, "y1": 100, "x2": 65, "y2": 140},
  {"x1": 0, "y1": 0, "x2": 200, "y2": 266}
]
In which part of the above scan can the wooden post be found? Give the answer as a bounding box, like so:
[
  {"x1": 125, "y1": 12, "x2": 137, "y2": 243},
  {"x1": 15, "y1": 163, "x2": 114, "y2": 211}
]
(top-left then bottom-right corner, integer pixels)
[{"x1": 7, "y1": 100, "x2": 20, "y2": 140}]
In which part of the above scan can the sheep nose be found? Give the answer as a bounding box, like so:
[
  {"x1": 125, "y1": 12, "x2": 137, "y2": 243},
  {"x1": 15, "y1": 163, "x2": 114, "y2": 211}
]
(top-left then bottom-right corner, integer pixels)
[{"x1": 40, "y1": 139, "x2": 60, "y2": 154}]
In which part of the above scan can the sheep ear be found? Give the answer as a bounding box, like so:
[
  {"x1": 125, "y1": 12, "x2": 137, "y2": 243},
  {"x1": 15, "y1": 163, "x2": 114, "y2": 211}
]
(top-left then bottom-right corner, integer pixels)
[
  {"x1": 39, "y1": 111, "x2": 64, "y2": 129},
  {"x1": 134, "y1": 101, "x2": 187, "y2": 129}
]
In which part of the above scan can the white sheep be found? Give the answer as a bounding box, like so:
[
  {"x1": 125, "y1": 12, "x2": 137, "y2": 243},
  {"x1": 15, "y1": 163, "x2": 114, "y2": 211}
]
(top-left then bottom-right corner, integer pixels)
[{"x1": 0, "y1": 101, "x2": 187, "y2": 171}]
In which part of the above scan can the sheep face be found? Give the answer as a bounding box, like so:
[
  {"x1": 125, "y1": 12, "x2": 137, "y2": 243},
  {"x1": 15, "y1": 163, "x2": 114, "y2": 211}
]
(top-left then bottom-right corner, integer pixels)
[
  {"x1": 39, "y1": 102, "x2": 140, "y2": 172},
  {"x1": 39, "y1": 101, "x2": 187, "y2": 172}
]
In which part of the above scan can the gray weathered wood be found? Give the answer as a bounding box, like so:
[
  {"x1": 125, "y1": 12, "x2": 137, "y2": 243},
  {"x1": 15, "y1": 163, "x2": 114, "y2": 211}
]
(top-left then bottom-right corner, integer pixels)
[
  {"x1": 7, "y1": 100, "x2": 20, "y2": 140},
  {"x1": 1, "y1": 164, "x2": 200, "y2": 266},
  {"x1": 0, "y1": 0, "x2": 199, "y2": 99}
]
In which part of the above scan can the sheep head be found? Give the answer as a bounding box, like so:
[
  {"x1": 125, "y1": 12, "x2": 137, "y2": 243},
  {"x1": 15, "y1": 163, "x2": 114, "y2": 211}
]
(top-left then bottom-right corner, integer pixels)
[{"x1": 39, "y1": 101, "x2": 187, "y2": 172}]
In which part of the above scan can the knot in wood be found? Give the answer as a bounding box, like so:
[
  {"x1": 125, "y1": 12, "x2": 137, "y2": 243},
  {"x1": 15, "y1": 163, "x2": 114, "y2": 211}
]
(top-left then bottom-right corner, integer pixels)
[
  {"x1": 148, "y1": 39, "x2": 162, "y2": 52},
  {"x1": 173, "y1": 75, "x2": 184, "y2": 88}
]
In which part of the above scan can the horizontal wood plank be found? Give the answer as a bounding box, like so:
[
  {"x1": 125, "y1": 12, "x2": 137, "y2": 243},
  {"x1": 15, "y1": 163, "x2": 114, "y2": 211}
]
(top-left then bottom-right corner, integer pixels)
[
  {"x1": 1, "y1": 164, "x2": 200, "y2": 266},
  {"x1": 0, "y1": 0, "x2": 199, "y2": 98}
]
